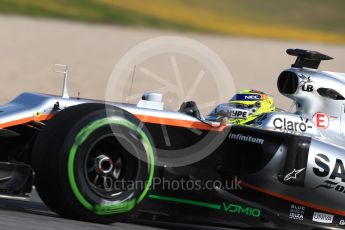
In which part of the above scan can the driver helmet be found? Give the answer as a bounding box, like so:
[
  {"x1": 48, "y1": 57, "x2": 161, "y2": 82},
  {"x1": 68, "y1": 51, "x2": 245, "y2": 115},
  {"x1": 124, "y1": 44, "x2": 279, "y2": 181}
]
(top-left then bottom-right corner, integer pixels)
[{"x1": 228, "y1": 89, "x2": 276, "y2": 124}]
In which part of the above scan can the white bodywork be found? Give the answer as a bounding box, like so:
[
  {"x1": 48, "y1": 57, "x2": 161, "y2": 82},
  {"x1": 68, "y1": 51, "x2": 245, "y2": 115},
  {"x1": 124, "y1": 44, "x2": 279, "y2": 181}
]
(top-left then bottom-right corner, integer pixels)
[{"x1": 258, "y1": 67, "x2": 345, "y2": 147}]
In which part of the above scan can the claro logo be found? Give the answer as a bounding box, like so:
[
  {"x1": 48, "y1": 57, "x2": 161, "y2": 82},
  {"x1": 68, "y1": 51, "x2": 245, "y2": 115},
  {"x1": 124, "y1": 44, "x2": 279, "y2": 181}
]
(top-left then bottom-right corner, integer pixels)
[{"x1": 273, "y1": 117, "x2": 312, "y2": 132}]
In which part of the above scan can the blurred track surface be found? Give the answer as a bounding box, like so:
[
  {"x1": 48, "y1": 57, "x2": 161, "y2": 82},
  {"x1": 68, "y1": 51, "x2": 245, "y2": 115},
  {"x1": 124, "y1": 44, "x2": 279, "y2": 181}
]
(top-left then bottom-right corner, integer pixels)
[{"x1": 0, "y1": 190, "x2": 165, "y2": 230}]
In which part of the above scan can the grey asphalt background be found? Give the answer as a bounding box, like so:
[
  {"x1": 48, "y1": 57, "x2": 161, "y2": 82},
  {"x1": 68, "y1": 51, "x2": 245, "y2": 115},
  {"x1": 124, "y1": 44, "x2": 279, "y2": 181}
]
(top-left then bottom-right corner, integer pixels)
[
  {"x1": 0, "y1": 190, "x2": 233, "y2": 230},
  {"x1": 0, "y1": 190, "x2": 165, "y2": 230}
]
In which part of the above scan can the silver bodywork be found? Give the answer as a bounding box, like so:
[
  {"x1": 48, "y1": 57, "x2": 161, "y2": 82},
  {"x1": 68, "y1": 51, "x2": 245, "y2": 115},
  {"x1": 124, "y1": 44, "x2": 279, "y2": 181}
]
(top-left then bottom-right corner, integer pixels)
[
  {"x1": 281, "y1": 68, "x2": 345, "y2": 144},
  {"x1": 243, "y1": 67, "x2": 345, "y2": 221},
  {"x1": 1, "y1": 63, "x2": 345, "y2": 226},
  {"x1": 0, "y1": 92, "x2": 204, "y2": 129}
]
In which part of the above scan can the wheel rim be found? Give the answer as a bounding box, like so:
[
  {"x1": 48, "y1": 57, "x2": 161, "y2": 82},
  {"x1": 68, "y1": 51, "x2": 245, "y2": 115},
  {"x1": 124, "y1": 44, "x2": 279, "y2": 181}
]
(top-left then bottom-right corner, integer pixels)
[
  {"x1": 68, "y1": 116, "x2": 155, "y2": 215},
  {"x1": 84, "y1": 134, "x2": 138, "y2": 199}
]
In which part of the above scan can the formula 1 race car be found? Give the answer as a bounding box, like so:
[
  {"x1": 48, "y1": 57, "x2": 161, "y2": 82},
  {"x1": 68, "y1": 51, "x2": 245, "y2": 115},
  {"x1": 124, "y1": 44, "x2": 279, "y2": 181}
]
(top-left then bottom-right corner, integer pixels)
[{"x1": 0, "y1": 49, "x2": 345, "y2": 229}]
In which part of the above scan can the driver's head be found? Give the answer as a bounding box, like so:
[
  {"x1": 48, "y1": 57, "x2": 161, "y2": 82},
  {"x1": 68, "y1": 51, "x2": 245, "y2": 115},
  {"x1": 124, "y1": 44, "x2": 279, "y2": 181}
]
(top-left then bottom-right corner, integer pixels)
[{"x1": 228, "y1": 89, "x2": 275, "y2": 124}]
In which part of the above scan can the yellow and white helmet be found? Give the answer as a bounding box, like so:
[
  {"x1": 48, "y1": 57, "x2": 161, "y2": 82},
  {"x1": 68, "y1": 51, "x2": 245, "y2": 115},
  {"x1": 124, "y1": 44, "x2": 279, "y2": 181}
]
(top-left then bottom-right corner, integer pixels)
[{"x1": 227, "y1": 89, "x2": 276, "y2": 124}]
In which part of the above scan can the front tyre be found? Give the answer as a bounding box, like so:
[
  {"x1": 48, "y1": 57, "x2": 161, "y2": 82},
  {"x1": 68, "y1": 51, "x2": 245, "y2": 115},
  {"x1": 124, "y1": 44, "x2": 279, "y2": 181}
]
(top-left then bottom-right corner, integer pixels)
[{"x1": 32, "y1": 103, "x2": 155, "y2": 223}]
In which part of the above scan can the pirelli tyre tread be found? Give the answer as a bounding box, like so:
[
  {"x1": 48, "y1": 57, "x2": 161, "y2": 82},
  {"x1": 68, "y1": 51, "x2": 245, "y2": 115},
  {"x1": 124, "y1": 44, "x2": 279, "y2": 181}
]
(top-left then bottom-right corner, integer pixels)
[{"x1": 31, "y1": 103, "x2": 155, "y2": 223}]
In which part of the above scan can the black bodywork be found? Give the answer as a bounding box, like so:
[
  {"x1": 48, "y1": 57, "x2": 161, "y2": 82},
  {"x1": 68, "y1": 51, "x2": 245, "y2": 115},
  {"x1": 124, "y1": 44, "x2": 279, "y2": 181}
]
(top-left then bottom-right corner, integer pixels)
[
  {"x1": 128, "y1": 121, "x2": 325, "y2": 230},
  {"x1": 0, "y1": 117, "x2": 330, "y2": 229}
]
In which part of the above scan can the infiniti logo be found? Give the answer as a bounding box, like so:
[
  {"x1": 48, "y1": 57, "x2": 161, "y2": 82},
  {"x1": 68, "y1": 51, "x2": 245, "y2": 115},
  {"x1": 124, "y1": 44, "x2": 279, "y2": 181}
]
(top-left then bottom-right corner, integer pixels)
[{"x1": 228, "y1": 133, "x2": 264, "y2": 145}]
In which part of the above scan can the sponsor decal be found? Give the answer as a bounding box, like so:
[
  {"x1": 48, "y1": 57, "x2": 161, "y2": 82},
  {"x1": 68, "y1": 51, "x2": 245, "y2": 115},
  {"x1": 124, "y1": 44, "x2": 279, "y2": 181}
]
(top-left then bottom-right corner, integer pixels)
[
  {"x1": 313, "y1": 153, "x2": 345, "y2": 182},
  {"x1": 300, "y1": 75, "x2": 314, "y2": 92},
  {"x1": 313, "y1": 153, "x2": 345, "y2": 194},
  {"x1": 233, "y1": 94, "x2": 261, "y2": 101},
  {"x1": 313, "y1": 112, "x2": 329, "y2": 129},
  {"x1": 314, "y1": 180, "x2": 339, "y2": 190},
  {"x1": 314, "y1": 180, "x2": 345, "y2": 195},
  {"x1": 244, "y1": 95, "x2": 260, "y2": 100},
  {"x1": 312, "y1": 212, "x2": 334, "y2": 224},
  {"x1": 284, "y1": 168, "x2": 305, "y2": 181},
  {"x1": 301, "y1": 84, "x2": 314, "y2": 92},
  {"x1": 228, "y1": 133, "x2": 264, "y2": 144},
  {"x1": 301, "y1": 83, "x2": 314, "y2": 92},
  {"x1": 149, "y1": 195, "x2": 263, "y2": 220},
  {"x1": 222, "y1": 203, "x2": 261, "y2": 217},
  {"x1": 229, "y1": 109, "x2": 248, "y2": 119},
  {"x1": 273, "y1": 117, "x2": 312, "y2": 133},
  {"x1": 289, "y1": 204, "x2": 305, "y2": 221}
]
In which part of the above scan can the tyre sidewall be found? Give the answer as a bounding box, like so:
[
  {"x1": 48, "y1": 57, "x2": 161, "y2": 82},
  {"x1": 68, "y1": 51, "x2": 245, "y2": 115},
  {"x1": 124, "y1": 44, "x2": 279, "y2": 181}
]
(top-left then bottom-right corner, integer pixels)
[{"x1": 57, "y1": 107, "x2": 155, "y2": 221}]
